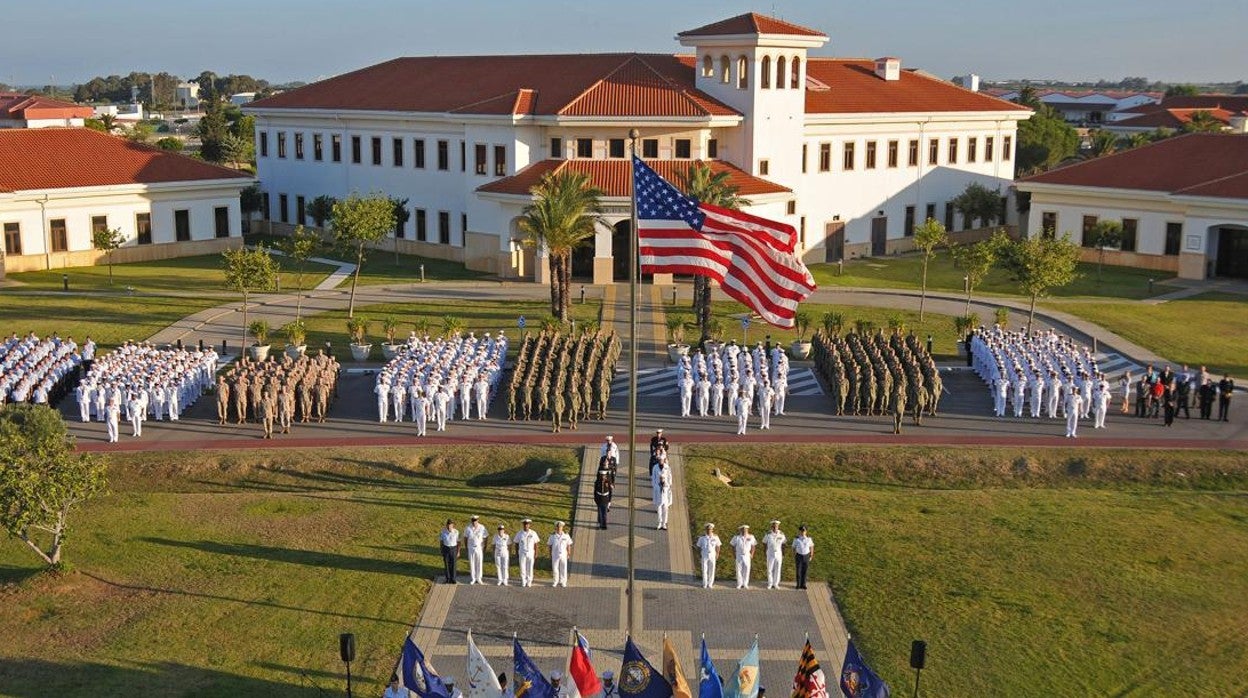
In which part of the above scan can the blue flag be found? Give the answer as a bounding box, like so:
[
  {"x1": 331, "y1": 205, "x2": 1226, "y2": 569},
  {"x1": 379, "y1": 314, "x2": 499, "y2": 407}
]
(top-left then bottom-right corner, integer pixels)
[
  {"x1": 698, "y1": 638, "x2": 723, "y2": 698},
  {"x1": 838, "y1": 639, "x2": 890, "y2": 698},
  {"x1": 619, "y1": 637, "x2": 673, "y2": 698},
  {"x1": 514, "y1": 637, "x2": 555, "y2": 698},
  {"x1": 399, "y1": 635, "x2": 452, "y2": 698},
  {"x1": 723, "y1": 639, "x2": 759, "y2": 698}
]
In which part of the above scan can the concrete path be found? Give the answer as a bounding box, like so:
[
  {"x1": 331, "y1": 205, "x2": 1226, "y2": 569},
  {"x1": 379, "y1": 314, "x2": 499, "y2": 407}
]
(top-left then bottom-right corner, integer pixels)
[{"x1": 309, "y1": 255, "x2": 356, "y2": 291}]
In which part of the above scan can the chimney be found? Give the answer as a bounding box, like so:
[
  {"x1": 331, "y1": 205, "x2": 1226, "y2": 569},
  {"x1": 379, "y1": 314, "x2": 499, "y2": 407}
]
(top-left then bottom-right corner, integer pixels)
[
  {"x1": 962, "y1": 73, "x2": 981, "y2": 92},
  {"x1": 1230, "y1": 112, "x2": 1248, "y2": 134},
  {"x1": 874, "y1": 57, "x2": 901, "y2": 81}
]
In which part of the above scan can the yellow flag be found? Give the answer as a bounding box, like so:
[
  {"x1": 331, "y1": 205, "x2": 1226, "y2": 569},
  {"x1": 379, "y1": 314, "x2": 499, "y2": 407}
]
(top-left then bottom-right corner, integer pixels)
[{"x1": 662, "y1": 637, "x2": 693, "y2": 698}]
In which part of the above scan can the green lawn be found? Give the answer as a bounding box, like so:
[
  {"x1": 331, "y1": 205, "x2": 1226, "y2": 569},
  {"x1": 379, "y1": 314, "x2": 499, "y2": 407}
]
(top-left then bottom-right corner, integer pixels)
[
  {"x1": 1046, "y1": 293, "x2": 1248, "y2": 376},
  {"x1": 0, "y1": 446, "x2": 579, "y2": 697},
  {"x1": 809, "y1": 254, "x2": 1175, "y2": 300},
  {"x1": 0, "y1": 293, "x2": 222, "y2": 348},
  {"x1": 9, "y1": 254, "x2": 335, "y2": 295},
  {"x1": 244, "y1": 233, "x2": 487, "y2": 285},
  {"x1": 683, "y1": 445, "x2": 1248, "y2": 697},
  {"x1": 701, "y1": 301, "x2": 964, "y2": 360}
]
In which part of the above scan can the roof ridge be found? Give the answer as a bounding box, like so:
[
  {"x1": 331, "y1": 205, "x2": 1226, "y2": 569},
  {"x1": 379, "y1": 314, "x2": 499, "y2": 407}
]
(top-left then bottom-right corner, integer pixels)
[
  {"x1": 633, "y1": 54, "x2": 714, "y2": 117},
  {"x1": 557, "y1": 53, "x2": 693, "y2": 117}
]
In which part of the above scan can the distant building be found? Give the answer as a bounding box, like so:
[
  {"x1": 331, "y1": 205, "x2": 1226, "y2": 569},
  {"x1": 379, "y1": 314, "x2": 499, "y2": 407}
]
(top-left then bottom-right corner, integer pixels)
[
  {"x1": 176, "y1": 82, "x2": 201, "y2": 110},
  {"x1": 1016, "y1": 133, "x2": 1248, "y2": 280},
  {"x1": 990, "y1": 89, "x2": 1161, "y2": 125},
  {"x1": 229, "y1": 92, "x2": 257, "y2": 106},
  {"x1": 93, "y1": 103, "x2": 147, "y2": 123},
  {"x1": 1104, "y1": 95, "x2": 1248, "y2": 134},
  {"x1": 0, "y1": 93, "x2": 94, "y2": 129},
  {"x1": 0, "y1": 128, "x2": 254, "y2": 276}
]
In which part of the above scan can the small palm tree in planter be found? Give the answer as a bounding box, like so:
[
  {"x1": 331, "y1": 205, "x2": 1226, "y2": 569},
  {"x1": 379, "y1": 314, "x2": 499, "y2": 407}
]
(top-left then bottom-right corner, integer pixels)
[
  {"x1": 703, "y1": 317, "x2": 725, "y2": 354},
  {"x1": 789, "y1": 311, "x2": 813, "y2": 359},
  {"x1": 283, "y1": 320, "x2": 308, "y2": 359},
  {"x1": 666, "y1": 313, "x2": 690, "y2": 362},
  {"x1": 381, "y1": 315, "x2": 403, "y2": 360},
  {"x1": 441, "y1": 315, "x2": 465, "y2": 339},
  {"x1": 821, "y1": 311, "x2": 844, "y2": 337},
  {"x1": 248, "y1": 319, "x2": 271, "y2": 361},
  {"x1": 580, "y1": 319, "x2": 600, "y2": 337},
  {"x1": 412, "y1": 317, "x2": 431, "y2": 342},
  {"x1": 347, "y1": 317, "x2": 371, "y2": 362}
]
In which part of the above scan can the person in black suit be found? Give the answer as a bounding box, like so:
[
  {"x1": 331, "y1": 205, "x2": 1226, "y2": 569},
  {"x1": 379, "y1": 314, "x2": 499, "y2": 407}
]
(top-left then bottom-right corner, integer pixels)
[{"x1": 1218, "y1": 374, "x2": 1235, "y2": 422}]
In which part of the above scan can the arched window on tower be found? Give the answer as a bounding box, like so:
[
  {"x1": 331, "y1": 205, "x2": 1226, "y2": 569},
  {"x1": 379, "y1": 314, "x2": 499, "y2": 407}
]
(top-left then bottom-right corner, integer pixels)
[
  {"x1": 761, "y1": 56, "x2": 771, "y2": 89},
  {"x1": 702, "y1": 55, "x2": 714, "y2": 78},
  {"x1": 791, "y1": 57, "x2": 802, "y2": 89},
  {"x1": 720, "y1": 55, "x2": 731, "y2": 84},
  {"x1": 776, "y1": 56, "x2": 787, "y2": 90},
  {"x1": 737, "y1": 56, "x2": 749, "y2": 89}
]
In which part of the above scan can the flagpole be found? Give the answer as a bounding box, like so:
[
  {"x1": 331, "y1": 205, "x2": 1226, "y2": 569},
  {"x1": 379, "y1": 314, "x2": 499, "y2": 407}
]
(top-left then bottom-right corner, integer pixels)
[{"x1": 626, "y1": 128, "x2": 640, "y2": 638}]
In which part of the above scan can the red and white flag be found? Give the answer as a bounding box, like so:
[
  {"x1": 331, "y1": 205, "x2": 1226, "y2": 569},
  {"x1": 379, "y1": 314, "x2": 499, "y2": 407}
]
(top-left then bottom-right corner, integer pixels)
[
  {"x1": 633, "y1": 158, "x2": 816, "y2": 328},
  {"x1": 566, "y1": 630, "x2": 603, "y2": 698}
]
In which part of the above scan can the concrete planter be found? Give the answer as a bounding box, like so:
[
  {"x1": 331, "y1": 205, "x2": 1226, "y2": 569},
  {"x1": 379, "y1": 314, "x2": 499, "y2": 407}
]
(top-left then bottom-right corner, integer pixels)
[
  {"x1": 285, "y1": 344, "x2": 307, "y2": 360},
  {"x1": 349, "y1": 343, "x2": 373, "y2": 362},
  {"x1": 790, "y1": 340, "x2": 812, "y2": 360},
  {"x1": 249, "y1": 344, "x2": 271, "y2": 362},
  {"x1": 667, "y1": 343, "x2": 690, "y2": 362},
  {"x1": 381, "y1": 344, "x2": 403, "y2": 361}
]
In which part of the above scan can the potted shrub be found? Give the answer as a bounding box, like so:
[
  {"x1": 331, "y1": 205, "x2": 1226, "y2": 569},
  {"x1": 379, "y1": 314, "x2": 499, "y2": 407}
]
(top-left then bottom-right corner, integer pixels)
[
  {"x1": 995, "y1": 306, "x2": 1010, "y2": 329},
  {"x1": 248, "y1": 319, "x2": 271, "y2": 361},
  {"x1": 580, "y1": 319, "x2": 600, "y2": 337},
  {"x1": 412, "y1": 317, "x2": 431, "y2": 341},
  {"x1": 347, "y1": 317, "x2": 372, "y2": 362},
  {"x1": 283, "y1": 320, "x2": 307, "y2": 359},
  {"x1": 703, "y1": 317, "x2": 724, "y2": 354},
  {"x1": 821, "y1": 311, "x2": 844, "y2": 337},
  {"x1": 789, "y1": 311, "x2": 813, "y2": 359},
  {"x1": 381, "y1": 315, "x2": 403, "y2": 360},
  {"x1": 442, "y1": 314, "x2": 465, "y2": 339},
  {"x1": 666, "y1": 313, "x2": 690, "y2": 362}
]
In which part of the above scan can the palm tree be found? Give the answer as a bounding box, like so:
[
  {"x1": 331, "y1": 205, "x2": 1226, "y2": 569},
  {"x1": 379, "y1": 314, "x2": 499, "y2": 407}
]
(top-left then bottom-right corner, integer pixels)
[
  {"x1": 98, "y1": 113, "x2": 118, "y2": 134},
  {"x1": 676, "y1": 162, "x2": 750, "y2": 343},
  {"x1": 518, "y1": 171, "x2": 603, "y2": 323}
]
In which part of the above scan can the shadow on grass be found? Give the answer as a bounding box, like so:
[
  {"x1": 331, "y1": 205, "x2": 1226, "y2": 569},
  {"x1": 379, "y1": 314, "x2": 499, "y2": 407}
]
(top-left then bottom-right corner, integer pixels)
[
  {"x1": 0, "y1": 563, "x2": 44, "y2": 586},
  {"x1": 0, "y1": 658, "x2": 329, "y2": 697},
  {"x1": 137, "y1": 537, "x2": 440, "y2": 579},
  {"x1": 467, "y1": 457, "x2": 570, "y2": 487}
]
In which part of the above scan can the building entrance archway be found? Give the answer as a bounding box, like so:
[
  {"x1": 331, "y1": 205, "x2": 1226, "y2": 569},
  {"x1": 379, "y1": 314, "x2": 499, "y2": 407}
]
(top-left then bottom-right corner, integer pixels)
[{"x1": 1215, "y1": 226, "x2": 1248, "y2": 278}]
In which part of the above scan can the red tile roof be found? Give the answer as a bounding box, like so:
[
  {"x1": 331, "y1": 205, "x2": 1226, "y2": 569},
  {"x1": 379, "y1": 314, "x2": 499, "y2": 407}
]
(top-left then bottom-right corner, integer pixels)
[
  {"x1": 677, "y1": 13, "x2": 826, "y2": 38},
  {"x1": 476, "y1": 159, "x2": 791, "y2": 198},
  {"x1": 0, "y1": 92, "x2": 94, "y2": 121},
  {"x1": 801, "y1": 59, "x2": 1029, "y2": 114},
  {"x1": 1112, "y1": 106, "x2": 1232, "y2": 130},
  {"x1": 1019, "y1": 133, "x2": 1248, "y2": 200},
  {"x1": 0, "y1": 128, "x2": 252, "y2": 193},
  {"x1": 251, "y1": 54, "x2": 739, "y2": 118}
]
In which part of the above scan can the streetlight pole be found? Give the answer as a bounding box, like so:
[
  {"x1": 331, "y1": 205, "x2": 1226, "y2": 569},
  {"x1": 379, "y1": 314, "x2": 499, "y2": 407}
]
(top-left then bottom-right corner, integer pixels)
[
  {"x1": 626, "y1": 128, "x2": 640, "y2": 638},
  {"x1": 963, "y1": 274, "x2": 970, "y2": 317}
]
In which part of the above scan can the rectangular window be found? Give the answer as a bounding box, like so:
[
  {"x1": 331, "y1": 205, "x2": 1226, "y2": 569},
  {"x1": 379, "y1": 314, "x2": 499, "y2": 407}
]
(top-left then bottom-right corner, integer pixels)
[
  {"x1": 865, "y1": 141, "x2": 877, "y2": 169},
  {"x1": 819, "y1": 143, "x2": 831, "y2": 172},
  {"x1": 415, "y1": 139, "x2": 426, "y2": 168},
  {"x1": 437, "y1": 140, "x2": 449, "y2": 170},
  {"x1": 174, "y1": 209, "x2": 191, "y2": 242},
  {"x1": 787, "y1": 201, "x2": 797, "y2": 215},
  {"x1": 494, "y1": 145, "x2": 506, "y2": 176},
  {"x1": 277, "y1": 132, "x2": 287, "y2": 158},
  {"x1": 928, "y1": 139, "x2": 939, "y2": 165},
  {"x1": 642, "y1": 139, "x2": 658, "y2": 158},
  {"x1": 1041, "y1": 212, "x2": 1057, "y2": 238},
  {"x1": 415, "y1": 209, "x2": 427, "y2": 242},
  {"x1": 438, "y1": 211, "x2": 451, "y2": 245},
  {"x1": 136, "y1": 213, "x2": 152, "y2": 245},
  {"x1": 395, "y1": 211, "x2": 406, "y2": 239},
  {"x1": 800, "y1": 217, "x2": 806, "y2": 248},
  {"x1": 576, "y1": 138, "x2": 593, "y2": 158},
  {"x1": 551, "y1": 137, "x2": 563, "y2": 159},
  {"x1": 259, "y1": 131, "x2": 268, "y2": 157},
  {"x1": 371, "y1": 137, "x2": 382, "y2": 166},
  {"x1": 1164, "y1": 222, "x2": 1182, "y2": 256},
  {"x1": 4, "y1": 222, "x2": 22, "y2": 255},
  {"x1": 475, "y1": 143, "x2": 487, "y2": 175},
  {"x1": 1081, "y1": 215, "x2": 1099, "y2": 247},
  {"x1": 1003, "y1": 136, "x2": 1013, "y2": 160},
  {"x1": 313, "y1": 134, "x2": 323, "y2": 161},
  {"x1": 801, "y1": 144, "x2": 808, "y2": 173},
  {"x1": 759, "y1": 159, "x2": 770, "y2": 175},
  {"x1": 608, "y1": 139, "x2": 626, "y2": 158},
  {"x1": 297, "y1": 196, "x2": 307, "y2": 226},
  {"x1": 925, "y1": 203, "x2": 936, "y2": 225},
  {"x1": 904, "y1": 205, "x2": 916, "y2": 236},
  {"x1": 985, "y1": 136, "x2": 995, "y2": 161},
  {"x1": 1121, "y1": 218, "x2": 1138, "y2": 252},
  {"x1": 214, "y1": 207, "x2": 229, "y2": 238},
  {"x1": 351, "y1": 136, "x2": 361, "y2": 164},
  {"x1": 842, "y1": 142, "x2": 855, "y2": 170},
  {"x1": 908, "y1": 139, "x2": 919, "y2": 167},
  {"x1": 294, "y1": 132, "x2": 304, "y2": 160},
  {"x1": 947, "y1": 138, "x2": 959, "y2": 164},
  {"x1": 261, "y1": 193, "x2": 270, "y2": 221},
  {"x1": 944, "y1": 202, "x2": 955, "y2": 231},
  {"x1": 460, "y1": 141, "x2": 466, "y2": 172},
  {"x1": 279, "y1": 194, "x2": 289, "y2": 224},
  {"x1": 331, "y1": 134, "x2": 342, "y2": 162},
  {"x1": 393, "y1": 138, "x2": 404, "y2": 167},
  {"x1": 967, "y1": 137, "x2": 978, "y2": 163},
  {"x1": 887, "y1": 140, "x2": 899, "y2": 168},
  {"x1": 461, "y1": 213, "x2": 468, "y2": 238},
  {"x1": 675, "y1": 139, "x2": 692, "y2": 158},
  {"x1": 707, "y1": 138, "x2": 718, "y2": 159},
  {"x1": 49, "y1": 219, "x2": 68, "y2": 252},
  {"x1": 91, "y1": 215, "x2": 108, "y2": 234}
]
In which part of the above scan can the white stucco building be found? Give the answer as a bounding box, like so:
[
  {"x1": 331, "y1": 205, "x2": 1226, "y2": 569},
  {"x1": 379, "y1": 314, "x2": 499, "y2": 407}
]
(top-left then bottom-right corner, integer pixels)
[
  {"x1": 247, "y1": 12, "x2": 1030, "y2": 284},
  {"x1": 0, "y1": 128, "x2": 254, "y2": 277},
  {"x1": 1016, "y1": 133, "x2": 1248, "y2": 280}
]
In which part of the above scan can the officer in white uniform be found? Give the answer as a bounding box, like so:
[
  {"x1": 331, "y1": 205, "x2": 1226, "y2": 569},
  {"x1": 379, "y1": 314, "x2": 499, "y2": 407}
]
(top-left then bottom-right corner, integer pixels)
[
  {"x1": 492, "y1": 524, "x2": 511, "y2": 586},
  {"x1": 695, "y1": 523, "x2": 721, "y2": 589},
  {"x1": 711, "y1": 375, "x2": 725, "y2": 417},
  {"x1": 600, "y1": 435, "x2": 619, "y2": 464},
  {"x1": 655, "y1": 460, "x2": 672, "y2": 530},
  {"x1": 734, "y1": 391, "x2": 749, "y2": 435},
  {"x1": 679, "y1": 373, "x2": 694, "y2": 417},
  {"x1": 128, "y1": 392, "x2": 145, "y2": 437},
  {"x1": 105, "y1": 398, "x2": 121, "y2": 443},
  {"x1": 514, "y1": 519, "x2": 540, "y2": 587},
  {"x1": 375, "y1": 379, "x2": 390, "y2": 423},
  {"x1": 730, "y1": 524, "x2": 756, "y2": 589},
  {"x1": 464, "y1": 515, "x2": 488, "y2": 585},
  {"x1": 1064, "y1": 386, "x2": 1084, "y2": 438},
  {"x1": 758, "y1": 385, "x2": 774, "y2": 430},
  {"x1": 547, "y1": 521, "x2": 573, "y2": 588},
  {"x1": 1093, "y1": 377, "x2": 1111, "y2": 429},
  {"x1": 475, "y1": 375, "x2": 490, "y2": 420},
  {"x1": 1047, "y1": 371, "x2": 1063, "y2": 419},
  {"x1": 696, "y1": 373, "x2": 711, "y2": 417},
  {"x1": 413, "y1": 391, "x2": 429, "y2": 436},
  {"x1": 762, "y1": 520, "x2": 787, "y2": 589},
  {"x1": 435, "y1": 387, "x2": 451, "y2": 431},
  {"x1": 391, "y1": 381, "x2": 406, "y2": 422}
]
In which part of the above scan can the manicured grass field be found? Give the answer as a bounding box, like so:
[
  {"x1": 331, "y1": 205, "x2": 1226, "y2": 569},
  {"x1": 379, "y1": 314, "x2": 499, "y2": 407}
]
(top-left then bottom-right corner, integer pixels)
[
  {"x1": 683, "y1": 445, "x2": 1248, "y2": 697},
  {"x1": 1047, "y1": 292, "x2": 1248, "y2": 376},
  {"x1": 808, "y1": 254, "x2": 1174, "y2": 300},
  {"x1": 0, "y1": 293, "x2": 222, "y2": 348},
  {"x1": 244, "y1": 233, "x2": 487, "y2": 285},
  {"x1": 9, "y1": 253, "x2": 336, "y2": 294},
  {"x1": 0, "y1": 446, "x2": 579, "y2": 697}
]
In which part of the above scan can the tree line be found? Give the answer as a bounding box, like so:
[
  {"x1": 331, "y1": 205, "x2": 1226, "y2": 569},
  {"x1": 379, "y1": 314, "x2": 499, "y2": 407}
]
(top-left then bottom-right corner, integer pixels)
[{"x1": 72, "y1": 71, "x2": 274, "y2": 108}]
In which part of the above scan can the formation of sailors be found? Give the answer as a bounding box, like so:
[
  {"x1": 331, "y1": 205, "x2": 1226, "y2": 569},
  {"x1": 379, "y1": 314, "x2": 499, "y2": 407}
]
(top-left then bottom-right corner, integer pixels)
[
  {"x1": 675, "y1": 340, "x2": 789, "y2": 434},
  {"x1": 0, "y1": 332, "x2": 89, "y2": 407},
  {"x1": 374, "y1": 331, "x2": 507, "y2": 434},
  {"x1": 75, "y1": 341, "x2": 218, "y2": 441}
]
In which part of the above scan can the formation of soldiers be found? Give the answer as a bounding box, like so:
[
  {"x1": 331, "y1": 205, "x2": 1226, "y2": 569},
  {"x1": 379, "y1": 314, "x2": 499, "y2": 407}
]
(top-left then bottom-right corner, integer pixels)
[
  {"x1": 811, "y1": 329, "x2": 943, "y2": 430},
  {"x1": 216, "y1": 351, "x2": 340, "y2": 438},
  {"x1": 507, "y1": 329, "x2": 621, "y2": 432},
  {"x1": 0, "y1": 332, "x2": 88, "y2": 406}
]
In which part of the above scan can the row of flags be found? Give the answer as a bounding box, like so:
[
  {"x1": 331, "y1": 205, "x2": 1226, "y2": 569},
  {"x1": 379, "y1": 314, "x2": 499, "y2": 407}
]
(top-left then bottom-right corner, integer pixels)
[{"x1": 395, "y1": 628, "x2": 890, "y2": 698}]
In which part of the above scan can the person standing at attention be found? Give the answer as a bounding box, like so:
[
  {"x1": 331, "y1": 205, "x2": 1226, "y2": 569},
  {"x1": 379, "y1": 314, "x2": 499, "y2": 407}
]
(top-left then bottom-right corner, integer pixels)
[
  {"x1": 792, "y1": 525, "x2": 814, "y2": 590},
  {"x1": 439, "y1": 519, "x2": 461, "y2": 584},
  {"x1": 492, "y1": 524, "x2": 511, "y2": 586},
  {"x1": 514, "y1": 518, "x2": 540, "y2": 587},
  {"x1": 1064, "y1": 386, "x2": 1084, "y2": 439},
  {"x1": 654, "y1": 458, "x2": 672, "y2": 531},
  {"x1": 730, "y1": 524, "x2": 756, "y2": 589},
  {"x1": 1218, "y1": 373, "x2": 1235, "y2": 422},
  {"x1": 762, "y1": 520, "x2": 787, "y2": 589},
  {"x1": 547, "y1": 521, "x2": 573, "y2": 588},
  {"x1": 464, "y1": 515, "x2": 488, "y2": 585},
  {"x1": 696, "y1": 523, "x2": 721, "y2": 589},
  {"x1": 593, "y1": 470, "x2": 613, "y2": 529}
]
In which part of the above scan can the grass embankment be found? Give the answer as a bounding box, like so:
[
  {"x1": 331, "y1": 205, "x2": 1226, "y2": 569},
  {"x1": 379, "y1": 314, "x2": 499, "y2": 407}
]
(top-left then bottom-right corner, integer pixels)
[
  {"x1": 0, "y1": 446, "x2": 579, "y2": 697},
  {"x1": 0, "y1": 294, "x2": 222, "y2": 349},
  {"x1": 9, "y1": 253, "x2": 335, "y2": 294},
  {"x1": 684, "y1": 445, "x2": 1248, "y2": 697}
]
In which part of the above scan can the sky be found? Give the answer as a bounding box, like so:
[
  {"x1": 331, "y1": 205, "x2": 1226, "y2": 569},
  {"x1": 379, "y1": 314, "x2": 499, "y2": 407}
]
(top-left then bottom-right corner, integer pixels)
[{"x1": 3, "y1": 0, "x2": 1245, "y2": 87}]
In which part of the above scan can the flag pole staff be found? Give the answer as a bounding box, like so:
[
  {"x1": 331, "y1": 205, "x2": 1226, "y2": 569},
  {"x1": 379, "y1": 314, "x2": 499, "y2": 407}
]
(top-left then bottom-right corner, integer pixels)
[{"x1": 626, "y1": 128, "x2": 640, "y2": 638}]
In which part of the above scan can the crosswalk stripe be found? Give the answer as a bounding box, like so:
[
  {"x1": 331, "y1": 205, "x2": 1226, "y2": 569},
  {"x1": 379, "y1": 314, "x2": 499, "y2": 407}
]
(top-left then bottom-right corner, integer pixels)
[
  {"x1": 1094, "y1": 352, "x2": 1143, "y2": 377},
  {"x1": 612, "y1": 368, "x2": 824, "y2": 397}
]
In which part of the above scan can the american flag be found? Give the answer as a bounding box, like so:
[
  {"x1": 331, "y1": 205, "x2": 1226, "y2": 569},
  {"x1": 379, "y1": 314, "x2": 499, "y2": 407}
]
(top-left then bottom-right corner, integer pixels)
[{"x1": 632, "y1": 157, "x2": 816, "y2": 328}]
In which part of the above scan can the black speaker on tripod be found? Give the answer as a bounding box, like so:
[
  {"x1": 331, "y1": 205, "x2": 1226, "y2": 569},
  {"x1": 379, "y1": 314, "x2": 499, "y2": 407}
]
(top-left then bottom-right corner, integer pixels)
[
  {"x1": 909, "y1": 639, "x2": 926, "y2": 697},
  {"x1": 340, "y1": 633, "x2": 356, "y2": 697}
]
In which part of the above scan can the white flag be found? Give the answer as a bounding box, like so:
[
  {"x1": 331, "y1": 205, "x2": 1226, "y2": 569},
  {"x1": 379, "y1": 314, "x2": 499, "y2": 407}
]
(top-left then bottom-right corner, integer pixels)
[{"x1": 466, "y1": 630, "x2": 502, "y2": 698}]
